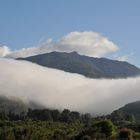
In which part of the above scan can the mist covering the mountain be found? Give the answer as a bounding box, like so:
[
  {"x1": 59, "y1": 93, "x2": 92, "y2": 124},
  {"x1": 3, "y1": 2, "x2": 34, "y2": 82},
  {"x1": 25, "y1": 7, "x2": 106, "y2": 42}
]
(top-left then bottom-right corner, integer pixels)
[{"x1": 0, "y1": 58, "x2": 140, "y2": 115}]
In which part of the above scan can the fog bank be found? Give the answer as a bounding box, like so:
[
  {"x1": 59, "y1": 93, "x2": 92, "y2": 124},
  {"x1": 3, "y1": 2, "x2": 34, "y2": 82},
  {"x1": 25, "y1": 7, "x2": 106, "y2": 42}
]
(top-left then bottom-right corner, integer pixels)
[{"x1": 0, "y1": 59, "x2": 140, "y2": 115}]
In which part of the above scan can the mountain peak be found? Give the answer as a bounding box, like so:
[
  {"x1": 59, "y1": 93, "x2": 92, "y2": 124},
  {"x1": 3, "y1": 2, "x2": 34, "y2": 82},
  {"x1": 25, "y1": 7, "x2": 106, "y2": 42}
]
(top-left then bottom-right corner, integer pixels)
[
  {"x1": 17, "y1": 51, "x2": 140, "y2": 79},
  {"x1": 70, "y1": 51, "x2": 79, "y2": 55}
]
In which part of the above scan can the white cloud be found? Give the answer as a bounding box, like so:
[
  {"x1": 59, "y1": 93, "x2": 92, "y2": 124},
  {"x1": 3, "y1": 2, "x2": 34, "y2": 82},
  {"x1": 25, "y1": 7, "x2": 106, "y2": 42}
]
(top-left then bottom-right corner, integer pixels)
[
  {"x1": 116, "y1": 53, "x2": 134, "y2": 62},
  {"x1": 0, "y1": 59, "x2": 140, "y2": 115},
  {"x1": 0, "y1": 45, "x2": 11, "y2": 57},
  {"x1": 117, "y1": 55, "x2": 128, "y2": 61},
  {"x1": 5, "y1": 31, "x2": 119, "y2": 58},
  {"x1": 57, "y1": 32, "x2": 118, "y2": 57}
]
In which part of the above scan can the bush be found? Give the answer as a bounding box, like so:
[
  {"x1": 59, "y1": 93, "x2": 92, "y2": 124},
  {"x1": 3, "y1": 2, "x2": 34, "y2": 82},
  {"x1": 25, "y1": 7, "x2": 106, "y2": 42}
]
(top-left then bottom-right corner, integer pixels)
[{"x1": 119, "y1": 128, "x2": 133, "y2": 140}]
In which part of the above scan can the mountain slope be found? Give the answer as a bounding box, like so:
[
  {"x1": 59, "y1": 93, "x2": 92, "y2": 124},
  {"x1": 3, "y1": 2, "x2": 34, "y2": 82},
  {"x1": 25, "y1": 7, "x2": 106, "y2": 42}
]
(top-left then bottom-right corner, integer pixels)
[
  {"x1": 118, "y1": 101, "x2": 140, "y2": 120},
  {"x1": 0, "y1": 96, "x2": 44, "y2": 114},
  {"x1": 17, "y1": 51, "x2": 140, "y2": 78}
]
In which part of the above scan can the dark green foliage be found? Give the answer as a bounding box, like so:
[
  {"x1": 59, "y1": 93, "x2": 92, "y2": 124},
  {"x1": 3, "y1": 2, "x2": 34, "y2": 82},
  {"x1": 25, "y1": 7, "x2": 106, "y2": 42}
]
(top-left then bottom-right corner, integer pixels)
[
  {"x1": 0, "y1": 96, "x2": 44, "y2": 115},
  {"x1": 81, "y1": 113, "x2": 91, "y2": 125},
  {"x1": 125, "y1": 114, "x2": 136, "y2": 122},
  {"x1": 119, "y1": 128, "x2": 133, "y2": 140},
  {"x1": 111, "y1": 101, "x2": 140, "y2": 121},
  {"x1": 0, "y1": 107, "x2": 118, "y2": 140},
  {"x1": 77, "y1": 120, "x2": 116, "y2": 139},
  {"x1": 2, "y1": 97, "x2": 140, "y2": 139},
  {"x1": 27, "y1": 108, "x2": 53, "y2": 121},
  {"x1": 0, "y1": 96, "x2": 28, "y2": 114},
  {"x1": 119, "y1": 101, "x2": 140, "y2": 120},
  {"x1": 27, "y1": 108, "x2": 81, "y2": 123},
  {"x1": 17, "y1": 51, "x2": 140, "y2": 78},
  {"x1": 0, "y1": 120, "x2": 83, "y2": 140},
  {"x1": 110, "y1": 110, "x2": 124, "y2": 121},
  {"x1": 80, "y1": 135, "x2": 92, "y2": 140},
  {"x1": 2, "y1": 107, "x2": 140, "y2": 139},
  {"x1": 60, "y1": 109, "x2": 80, "y2": 123},
  {"x1": 94, "y1": 120, "x2": 116, "y2": 137}
]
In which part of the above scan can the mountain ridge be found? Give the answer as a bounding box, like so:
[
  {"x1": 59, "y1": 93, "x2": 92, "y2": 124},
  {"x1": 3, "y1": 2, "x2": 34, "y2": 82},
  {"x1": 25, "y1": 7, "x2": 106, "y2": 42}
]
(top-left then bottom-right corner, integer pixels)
[
  {"x1": 17, "y1": 51, "x2": 140, "y2": 78},
  {"x1": 110, "y1": 100, "x2": 140, "y2": 121},
  {"x1": 119, "y1": 100, "x2": 140, "y2": 120}
]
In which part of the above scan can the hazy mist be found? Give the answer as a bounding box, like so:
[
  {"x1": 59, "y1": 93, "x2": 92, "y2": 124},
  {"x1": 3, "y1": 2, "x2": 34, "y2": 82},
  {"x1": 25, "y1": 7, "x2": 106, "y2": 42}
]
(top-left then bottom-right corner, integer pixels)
[{"x1": 0, "y1": 58, "x2": 140, "y2": 115}]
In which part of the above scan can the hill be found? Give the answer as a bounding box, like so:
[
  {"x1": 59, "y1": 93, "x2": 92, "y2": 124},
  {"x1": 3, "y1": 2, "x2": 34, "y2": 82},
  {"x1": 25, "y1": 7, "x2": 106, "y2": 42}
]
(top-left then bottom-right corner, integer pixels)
[
  {"x1": 118, "y1": 101, "x2": 140, "y2": 120},
  {"x1": 17, "y1": 51, "x2": 140, "y2": 78},
  {"x1": 0, "y1": 96, "x2": 44, "y2": 114}
]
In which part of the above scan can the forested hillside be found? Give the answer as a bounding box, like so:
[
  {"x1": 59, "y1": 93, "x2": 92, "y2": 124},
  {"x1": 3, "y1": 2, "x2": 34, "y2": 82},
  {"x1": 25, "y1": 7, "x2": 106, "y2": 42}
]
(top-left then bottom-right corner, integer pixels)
[{"x1": 1, "y1": 97, "x2": 140, "y2": 139}]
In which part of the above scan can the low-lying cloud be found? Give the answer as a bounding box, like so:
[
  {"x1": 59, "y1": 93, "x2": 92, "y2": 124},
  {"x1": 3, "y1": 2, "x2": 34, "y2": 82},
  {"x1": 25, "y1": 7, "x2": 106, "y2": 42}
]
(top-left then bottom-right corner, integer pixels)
[
  {"x1": 1, "y1": 31, "x2": 118, "y2": 58},
  {"x1": 0, "y1": 59, "x2": 140, "y2": 115},
  {"x1": 0, "y1": 45, "x2": 11, "y2": 57}
]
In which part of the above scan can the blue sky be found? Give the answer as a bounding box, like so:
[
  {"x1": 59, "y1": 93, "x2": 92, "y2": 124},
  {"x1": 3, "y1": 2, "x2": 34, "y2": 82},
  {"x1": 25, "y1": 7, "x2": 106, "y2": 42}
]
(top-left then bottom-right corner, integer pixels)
[{"x1": 0, "y1": 0, "x2": 140, "y2": 66}]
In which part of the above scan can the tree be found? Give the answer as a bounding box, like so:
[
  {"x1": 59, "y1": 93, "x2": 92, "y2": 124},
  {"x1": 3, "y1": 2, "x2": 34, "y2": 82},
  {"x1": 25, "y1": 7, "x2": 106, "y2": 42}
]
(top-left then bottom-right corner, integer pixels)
[
  {"x1": 51, "y1": 109, "x2": 60, "y2": 121},
  {"x1": 125, "y1": 114, "x2": 136, "y2": 122},
  {"x1": 110, "y1": 110, "x2": 124, "y2": 121},
  {"x1": 81, "y1": 135, "x2": 92, "y2": 140},
  {"x1": 81, "y1": 113, "x2": 91, "y2": 125},
  {"x1": 60, "y1": 109, "x2": 71, "y2": 122},
  {"x1": 70, "y1": 111, "x2": 80, "y2": 121},
  {"x1": 93, "y1": 120, "x2": 116, "y2": 137},
  {"x1": 119, "y1": 128, "x2": 133, "y2": 140}
]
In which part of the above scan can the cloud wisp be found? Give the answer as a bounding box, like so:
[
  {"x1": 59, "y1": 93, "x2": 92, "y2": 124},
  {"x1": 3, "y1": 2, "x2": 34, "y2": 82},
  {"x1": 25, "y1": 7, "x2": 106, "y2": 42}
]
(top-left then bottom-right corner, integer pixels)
[
  {"x1": 1, "y1": 31, "x2": 118, "y2": 58},
  {"x1": 0, "y1": 59, "x2": 140, "y2": 115},
  {"x1": 0, "y1": 45, "x2": 11, "y2": 57}
]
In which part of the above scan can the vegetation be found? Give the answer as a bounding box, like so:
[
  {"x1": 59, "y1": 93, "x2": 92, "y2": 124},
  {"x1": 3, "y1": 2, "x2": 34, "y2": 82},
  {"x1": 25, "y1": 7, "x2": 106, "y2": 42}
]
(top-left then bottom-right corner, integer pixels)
[
  {"x1": 119, "y1": 128, "x2": 133, "y2": 140},
  {"x1": 0, "y1": 107, "x2": 140, "y2": 140},
  {"x1": 0, "y1": 96, "x2": 44, "y2": 115},
  {"x1": 1, "y1": 96, "x2": 140, "y2": 139},
  {"x1": 117, "y1": 100, "x2": 140, "y2": 120}
]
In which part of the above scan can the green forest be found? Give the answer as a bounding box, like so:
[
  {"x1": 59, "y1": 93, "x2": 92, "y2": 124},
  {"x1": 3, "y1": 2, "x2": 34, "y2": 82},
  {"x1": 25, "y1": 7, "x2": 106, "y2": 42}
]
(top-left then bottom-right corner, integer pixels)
[{"x1": 0, "y1": 107, "x2": 140, "y2": 140}]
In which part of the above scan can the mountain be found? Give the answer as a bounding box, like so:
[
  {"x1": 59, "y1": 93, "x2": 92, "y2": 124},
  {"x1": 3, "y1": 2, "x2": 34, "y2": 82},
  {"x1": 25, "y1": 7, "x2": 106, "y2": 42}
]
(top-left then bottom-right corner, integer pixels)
[
  {"x1": 0, "y1": 96, "x2": 44, "y2": 114},
  {"x1": 118, "y1": 101, "x2": 140, "y2": 120},
  {"x1": 17, "y1": 51, "x2": 140, "y2": 78}
]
